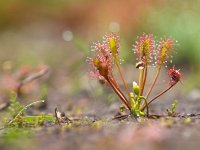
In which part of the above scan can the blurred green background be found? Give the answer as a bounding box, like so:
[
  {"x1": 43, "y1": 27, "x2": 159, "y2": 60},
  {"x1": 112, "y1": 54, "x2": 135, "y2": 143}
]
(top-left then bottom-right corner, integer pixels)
[
  {"x1": 0, "y1": 0, "x2": 199, "y2": 94},
  {"x1": 0, "y1": 1, "x2": 200, "y2": 150}
]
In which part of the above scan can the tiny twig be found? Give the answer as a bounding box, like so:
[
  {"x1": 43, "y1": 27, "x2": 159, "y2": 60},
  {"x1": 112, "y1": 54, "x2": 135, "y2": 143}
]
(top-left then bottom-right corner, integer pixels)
[
  {"x1": 112, "y1": 114, "x2": 129, "y2": 120},
  {"x1": 17, "y1": 68, "x2": 49, "y2": 91},
  {"x1": 55, "y1": 108, "x2": 72, "y2": 124}
]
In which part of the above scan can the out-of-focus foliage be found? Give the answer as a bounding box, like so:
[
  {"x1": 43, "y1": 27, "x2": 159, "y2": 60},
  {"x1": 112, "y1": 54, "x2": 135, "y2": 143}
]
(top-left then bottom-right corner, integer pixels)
[
  {"x1": 140, "y1": 0, "x2": 200, "y2": 71},
  {"x1": 0, "y1": 0, "x2": 199, "y2": 91},
  {"x1": 140, "y1": 0, "x2": 200, "y2": 89}
]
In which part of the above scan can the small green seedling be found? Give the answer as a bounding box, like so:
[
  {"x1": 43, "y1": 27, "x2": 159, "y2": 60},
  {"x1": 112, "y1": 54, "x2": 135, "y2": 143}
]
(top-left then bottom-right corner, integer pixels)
[
  {"x1": 167, "y1": 100, "x2": 178, "y2": 116},
  {"x1": 8, "y1": 92, "x2": 24, "y2": 118},
  {"x1": 4, "y1": 92, "x2": 55, "y2": 128},
  {"x1": 183, "y1": 117, "x2": 191, "y2": 125}
]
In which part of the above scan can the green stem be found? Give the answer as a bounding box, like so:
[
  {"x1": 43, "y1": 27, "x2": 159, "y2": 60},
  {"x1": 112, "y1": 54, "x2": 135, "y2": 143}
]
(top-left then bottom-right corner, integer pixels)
[
  {"x1": 139, "y1": 96, "x2": 149, "y2": 117},
  {"x1": 8, "y1": 100, "x2": 45, "y2": 126}
]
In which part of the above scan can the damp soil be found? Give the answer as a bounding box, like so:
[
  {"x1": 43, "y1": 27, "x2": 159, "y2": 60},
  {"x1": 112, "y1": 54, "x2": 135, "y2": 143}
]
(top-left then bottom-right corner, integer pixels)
[{"x1": 1, "y1": 88, "x2": 200, "y2": 150}]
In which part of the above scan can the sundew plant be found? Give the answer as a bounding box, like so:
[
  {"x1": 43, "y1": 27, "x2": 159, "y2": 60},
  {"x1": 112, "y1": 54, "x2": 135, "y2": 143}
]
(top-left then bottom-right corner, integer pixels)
[{"x1": 87, "y1": 33, "x2": 181, "y2": 117}]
